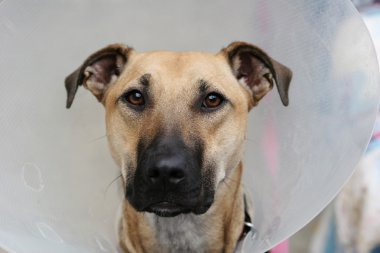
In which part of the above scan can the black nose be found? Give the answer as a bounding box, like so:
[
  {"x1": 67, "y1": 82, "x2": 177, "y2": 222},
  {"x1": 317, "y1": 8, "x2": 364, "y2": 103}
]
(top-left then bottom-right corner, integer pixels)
[{"x1": 147, "y1": 156, "x2": 187, "y2": 185}]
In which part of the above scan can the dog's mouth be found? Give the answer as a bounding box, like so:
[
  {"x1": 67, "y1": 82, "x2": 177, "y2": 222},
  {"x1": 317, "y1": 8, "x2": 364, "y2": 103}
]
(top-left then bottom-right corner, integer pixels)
[{"x1": 144, "y1": 202, "x2": 191, "y2": 217}]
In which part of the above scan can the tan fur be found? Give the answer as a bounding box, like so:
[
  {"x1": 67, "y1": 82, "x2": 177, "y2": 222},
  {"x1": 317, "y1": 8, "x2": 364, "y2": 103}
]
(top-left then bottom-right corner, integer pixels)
[
  {"x1": 102, "y1": 51, "x2": 248, "y2": 253},
  {"x1": 65, "y1": 42, "x2": 291, "y2": 253}
]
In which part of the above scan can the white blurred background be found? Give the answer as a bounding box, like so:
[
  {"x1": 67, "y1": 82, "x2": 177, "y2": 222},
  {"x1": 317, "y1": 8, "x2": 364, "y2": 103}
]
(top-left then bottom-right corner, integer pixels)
[
  {"x1": 0, "y1": 1, "x2": 379, "y2": 253},
  {"x1": 289, "y1": 1, "x2": 380, "y2": 253}
]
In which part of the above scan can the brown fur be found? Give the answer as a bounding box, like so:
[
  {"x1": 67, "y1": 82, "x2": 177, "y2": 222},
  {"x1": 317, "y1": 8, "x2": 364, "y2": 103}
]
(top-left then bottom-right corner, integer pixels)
[{"x1": 65, "y1": 42, "x2": 292, "y2": 253}]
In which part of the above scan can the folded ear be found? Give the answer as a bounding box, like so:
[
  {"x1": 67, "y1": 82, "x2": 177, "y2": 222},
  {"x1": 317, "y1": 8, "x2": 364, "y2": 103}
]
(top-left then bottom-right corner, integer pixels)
[
  {"x1": 221, "y1": 41, "x2": 292, "y2": 107},
  {"x1": 65, "y1": 44, "x2": 132, "y2": 108}
]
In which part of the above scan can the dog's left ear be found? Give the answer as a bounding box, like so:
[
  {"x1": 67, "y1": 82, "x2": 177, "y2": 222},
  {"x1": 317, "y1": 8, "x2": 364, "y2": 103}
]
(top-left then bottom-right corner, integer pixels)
[
  {"x1": 65, "y1": 44, "x2": 132, "y2": 109},
  {"x1": 221, "y1": 41, "x2": 292, "y2": 107}
]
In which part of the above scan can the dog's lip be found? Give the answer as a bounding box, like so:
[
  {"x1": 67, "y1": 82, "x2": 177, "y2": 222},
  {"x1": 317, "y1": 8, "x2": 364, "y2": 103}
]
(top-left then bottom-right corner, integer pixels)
[
  {"x1": 145, "y1": 201, "x2": 190, "y2": 217},
  {"x1": 150, "y1": 201, "x2": 178, "y2": 209},
  {"x1": 148, "y1": 201, "x2": 185, "y2": 212}
]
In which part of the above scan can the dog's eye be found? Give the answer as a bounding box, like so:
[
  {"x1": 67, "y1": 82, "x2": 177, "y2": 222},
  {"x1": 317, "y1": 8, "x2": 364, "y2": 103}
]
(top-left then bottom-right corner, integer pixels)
[
  {"x1": 202, "y1": 93, "x2": 224, "y2": 109},
  {"x1": 123, "y1": 90, "x2": 145, "y2": 106}
]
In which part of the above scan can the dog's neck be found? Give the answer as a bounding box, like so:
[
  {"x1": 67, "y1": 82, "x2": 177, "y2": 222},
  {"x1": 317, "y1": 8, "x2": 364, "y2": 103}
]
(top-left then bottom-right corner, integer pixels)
[
  {"x1": 145, "y1": 213, "x2": 207, "y2": 253},
  {"x1": 120, "y1": 163, "x2": 245, "y2": 253}
]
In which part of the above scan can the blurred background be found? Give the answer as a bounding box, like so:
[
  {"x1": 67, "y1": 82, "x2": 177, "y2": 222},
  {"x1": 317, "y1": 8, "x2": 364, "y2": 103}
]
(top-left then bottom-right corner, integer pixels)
[
  {"x1": 0, "y1": 1, "x2": 379, "y2": 253},
  {"x1": 288, "y1": 2, "x2": 380, "y2": 253}
]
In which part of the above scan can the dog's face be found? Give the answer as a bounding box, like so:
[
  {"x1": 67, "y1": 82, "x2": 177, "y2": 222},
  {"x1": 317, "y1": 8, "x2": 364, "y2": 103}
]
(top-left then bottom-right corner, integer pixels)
[{"x1": 65, "y1": 42, "x2": 291, "y2": 217}]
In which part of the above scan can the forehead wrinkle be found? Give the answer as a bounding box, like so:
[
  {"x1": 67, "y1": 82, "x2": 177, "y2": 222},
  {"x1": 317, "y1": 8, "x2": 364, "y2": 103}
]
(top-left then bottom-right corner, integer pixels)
[
  {"x1": 198, "y1": 79, "x2": 209, "y2": 93},
  {"x1": 138, "y1": 73, "x2": 151, "y2": 87}
]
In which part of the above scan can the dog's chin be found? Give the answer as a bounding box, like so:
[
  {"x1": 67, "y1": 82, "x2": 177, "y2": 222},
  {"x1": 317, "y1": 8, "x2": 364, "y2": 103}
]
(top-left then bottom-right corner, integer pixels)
[
  {"x1": 145, "y1": 202, "x2": 191, "y2": 217},
  {"x1": 143, "y1": 201, "x2": 213, "y2": 217}
]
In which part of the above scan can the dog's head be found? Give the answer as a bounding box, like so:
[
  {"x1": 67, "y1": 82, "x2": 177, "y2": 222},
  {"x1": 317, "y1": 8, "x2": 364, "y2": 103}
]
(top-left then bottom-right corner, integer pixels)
[{"x1": 65, "y1": 42, "x2": 291, "y2": 217}]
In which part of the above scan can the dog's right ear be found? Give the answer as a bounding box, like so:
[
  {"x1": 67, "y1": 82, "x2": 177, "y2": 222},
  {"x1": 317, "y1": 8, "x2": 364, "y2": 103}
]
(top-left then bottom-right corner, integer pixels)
[
  {"x1": 221, "y1": 41, "x2": 292, "y2": 108},
  {"x1": 65, "y1": 44, "x2": 132, "y2": 109}
]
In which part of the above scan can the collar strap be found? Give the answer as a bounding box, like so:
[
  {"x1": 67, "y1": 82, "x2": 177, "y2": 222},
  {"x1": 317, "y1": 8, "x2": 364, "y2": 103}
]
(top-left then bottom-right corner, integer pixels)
[{"x1": 239, "y1": 194, "x2": 254, "y2": 241}]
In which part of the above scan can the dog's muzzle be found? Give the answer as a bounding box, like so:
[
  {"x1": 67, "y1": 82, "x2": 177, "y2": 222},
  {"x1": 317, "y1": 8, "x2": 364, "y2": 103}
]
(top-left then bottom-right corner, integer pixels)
[{"x1": 126, "y1": 134, "x2": 214, "y2": 217}]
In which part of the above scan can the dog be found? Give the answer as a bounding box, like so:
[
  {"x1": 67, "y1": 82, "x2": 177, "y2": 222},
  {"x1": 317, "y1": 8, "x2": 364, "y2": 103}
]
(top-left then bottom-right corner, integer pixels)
[{"x1": 65, "y1": 41, "x2": 292, "y2": 253}]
